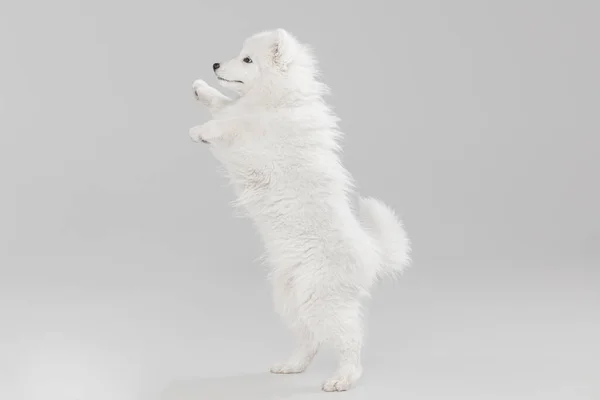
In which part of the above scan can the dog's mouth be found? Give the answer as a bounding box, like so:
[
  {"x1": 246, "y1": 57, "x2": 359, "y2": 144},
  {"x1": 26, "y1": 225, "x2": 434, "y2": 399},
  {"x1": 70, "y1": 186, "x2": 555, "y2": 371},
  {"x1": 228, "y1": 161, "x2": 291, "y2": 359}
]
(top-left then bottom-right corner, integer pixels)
[{"x1": 217, "y1": 76, "x2": 243, "y2": 84}]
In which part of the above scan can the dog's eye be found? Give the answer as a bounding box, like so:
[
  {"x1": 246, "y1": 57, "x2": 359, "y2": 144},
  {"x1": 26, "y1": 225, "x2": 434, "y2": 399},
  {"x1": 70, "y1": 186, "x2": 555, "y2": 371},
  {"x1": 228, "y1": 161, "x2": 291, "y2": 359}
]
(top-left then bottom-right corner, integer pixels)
[{"x1": 243, "y1": 57, "x2": 253, "y2": 64}]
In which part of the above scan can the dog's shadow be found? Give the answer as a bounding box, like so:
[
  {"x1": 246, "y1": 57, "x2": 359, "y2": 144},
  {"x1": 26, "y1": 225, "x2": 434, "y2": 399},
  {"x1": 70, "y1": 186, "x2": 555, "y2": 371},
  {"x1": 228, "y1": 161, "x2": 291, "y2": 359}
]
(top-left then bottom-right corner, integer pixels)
[{"x1": 159, "y1": 372, "x2": 322, "y2": 400}]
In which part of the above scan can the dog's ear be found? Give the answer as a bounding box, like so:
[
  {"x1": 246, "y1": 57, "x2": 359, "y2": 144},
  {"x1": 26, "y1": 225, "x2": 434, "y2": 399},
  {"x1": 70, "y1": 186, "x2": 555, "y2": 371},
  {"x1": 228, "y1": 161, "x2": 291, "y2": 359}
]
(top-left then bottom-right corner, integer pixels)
[{"x1": 271, "y1": 29, "x2": 297, "y2": 71}]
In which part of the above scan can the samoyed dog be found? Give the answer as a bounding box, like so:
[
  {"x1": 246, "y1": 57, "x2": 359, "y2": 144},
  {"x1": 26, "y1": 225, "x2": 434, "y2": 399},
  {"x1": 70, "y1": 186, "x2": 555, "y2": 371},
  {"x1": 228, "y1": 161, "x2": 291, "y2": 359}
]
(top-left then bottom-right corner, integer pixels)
[{"x1": 190, "y1": 29, "x2": 411, "y2": 391}]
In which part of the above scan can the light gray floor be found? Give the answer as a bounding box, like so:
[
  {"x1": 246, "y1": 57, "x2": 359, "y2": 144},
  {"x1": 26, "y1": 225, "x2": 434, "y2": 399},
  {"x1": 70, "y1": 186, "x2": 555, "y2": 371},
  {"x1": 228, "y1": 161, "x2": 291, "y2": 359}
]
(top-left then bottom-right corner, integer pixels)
[{"x1": 2, "y1": 233, "x2": 598, "y2": 400}]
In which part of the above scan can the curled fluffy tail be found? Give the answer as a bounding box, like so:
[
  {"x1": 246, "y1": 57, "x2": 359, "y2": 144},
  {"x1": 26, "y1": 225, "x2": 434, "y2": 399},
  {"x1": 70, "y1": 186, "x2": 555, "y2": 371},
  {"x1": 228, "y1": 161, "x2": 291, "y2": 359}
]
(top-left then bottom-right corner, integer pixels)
[{"x1": 359, "y1": 197, "x2": 411, "y2": 280}]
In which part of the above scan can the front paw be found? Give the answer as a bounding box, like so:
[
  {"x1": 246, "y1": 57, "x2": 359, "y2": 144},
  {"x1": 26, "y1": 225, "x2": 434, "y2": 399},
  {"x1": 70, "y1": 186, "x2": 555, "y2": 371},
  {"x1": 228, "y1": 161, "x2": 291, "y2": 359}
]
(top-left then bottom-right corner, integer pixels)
[
  {"x1": 189, "y1": 126, "x2": 207, "y2": 143},
  {"x1": 189, "y1": 122, "x2": 218, "y2": 144},
  {"x1": 192, "y1": 79, "x2": 210, "y2": 101}
]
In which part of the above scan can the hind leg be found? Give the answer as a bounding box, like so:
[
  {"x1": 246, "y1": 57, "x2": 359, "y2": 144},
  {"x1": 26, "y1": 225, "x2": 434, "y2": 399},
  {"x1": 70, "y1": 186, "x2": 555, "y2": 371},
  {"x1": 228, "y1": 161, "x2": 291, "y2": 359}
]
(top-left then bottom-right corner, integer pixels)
[
  {"x1": 321, "y1": 305, "x2": 364, "y2": 392},
  {"x1": 270, "y1": 325, "x2": 320, "y2": 374},
  {"x1": 269, "y1": 277, "x2": 320, "y2": 374}
]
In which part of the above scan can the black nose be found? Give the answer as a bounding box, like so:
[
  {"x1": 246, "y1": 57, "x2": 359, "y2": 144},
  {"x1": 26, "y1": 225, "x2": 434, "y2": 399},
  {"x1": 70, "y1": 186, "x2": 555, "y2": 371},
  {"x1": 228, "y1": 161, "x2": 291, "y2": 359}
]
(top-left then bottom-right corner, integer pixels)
[{"x1": 213, "y1": 63, "x2": 220, "y2": 71}]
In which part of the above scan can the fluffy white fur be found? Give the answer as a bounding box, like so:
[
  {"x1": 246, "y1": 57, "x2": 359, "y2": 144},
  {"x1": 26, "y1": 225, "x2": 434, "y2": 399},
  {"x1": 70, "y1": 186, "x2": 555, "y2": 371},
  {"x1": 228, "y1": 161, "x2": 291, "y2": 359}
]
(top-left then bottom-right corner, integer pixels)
[{"x1": 190, "y1": 29, "x2": 411, "y2": 392}]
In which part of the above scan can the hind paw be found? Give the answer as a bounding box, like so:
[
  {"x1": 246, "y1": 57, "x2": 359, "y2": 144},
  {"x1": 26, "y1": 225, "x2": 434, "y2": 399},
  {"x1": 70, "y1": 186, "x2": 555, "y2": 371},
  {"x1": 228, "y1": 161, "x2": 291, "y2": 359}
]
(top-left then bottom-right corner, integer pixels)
[
  {"x1": 270, "y1": 363, "x2": 306, "y2": 374},
  {"x1": 322, "y1": 376, "x2": 354, "y2": 392}
]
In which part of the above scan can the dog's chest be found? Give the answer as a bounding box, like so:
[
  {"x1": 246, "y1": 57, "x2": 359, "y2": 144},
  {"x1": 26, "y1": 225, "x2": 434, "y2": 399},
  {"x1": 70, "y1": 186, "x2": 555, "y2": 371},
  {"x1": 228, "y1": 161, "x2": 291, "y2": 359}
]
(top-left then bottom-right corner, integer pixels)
[
  {"x1": 220, "y1": 141, "x2": 313, "y2": 218},
  {"x1": 212, "y1": 140, "x2": 274, "y2": 202},
  {"x1": 233, "y1": 162, "x2": 274, "y2": 194}
]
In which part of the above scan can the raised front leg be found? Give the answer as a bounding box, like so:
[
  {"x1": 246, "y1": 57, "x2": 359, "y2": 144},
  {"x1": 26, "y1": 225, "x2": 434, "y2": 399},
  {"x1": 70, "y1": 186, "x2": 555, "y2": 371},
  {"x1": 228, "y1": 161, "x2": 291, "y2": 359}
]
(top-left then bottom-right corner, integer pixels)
[
  {"x1": 189, "y1": 120, "x2": 225, "y2": 144},
  {"x1": 189, "y1": 116, "x2": 254, "y2": 144},
  {"x1": 192, "y1": 79, "x2": 231, "y2": 114}
]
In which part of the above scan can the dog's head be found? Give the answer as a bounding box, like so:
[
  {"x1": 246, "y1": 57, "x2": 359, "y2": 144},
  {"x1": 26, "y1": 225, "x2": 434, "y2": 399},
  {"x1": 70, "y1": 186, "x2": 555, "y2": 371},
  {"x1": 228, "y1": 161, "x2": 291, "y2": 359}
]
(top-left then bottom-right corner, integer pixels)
[{"x1": 212, "y1": 29, "x2": 319, "y2": 97}]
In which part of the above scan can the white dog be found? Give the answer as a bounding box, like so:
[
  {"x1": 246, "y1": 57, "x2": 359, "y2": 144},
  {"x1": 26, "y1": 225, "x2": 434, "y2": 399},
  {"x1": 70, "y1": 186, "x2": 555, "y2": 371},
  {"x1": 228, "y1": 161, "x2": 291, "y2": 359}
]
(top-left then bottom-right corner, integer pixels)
[{"x1": 190, "y1": 29, "x2": 411, "y2": 392}]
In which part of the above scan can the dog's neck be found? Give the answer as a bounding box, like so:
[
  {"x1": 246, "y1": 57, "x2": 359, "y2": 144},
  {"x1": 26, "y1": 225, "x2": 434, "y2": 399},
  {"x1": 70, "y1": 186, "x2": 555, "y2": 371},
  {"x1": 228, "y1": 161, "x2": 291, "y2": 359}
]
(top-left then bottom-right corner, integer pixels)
[{"x1": 234, "y1": 73, "x2": 328, "y2": 112}]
